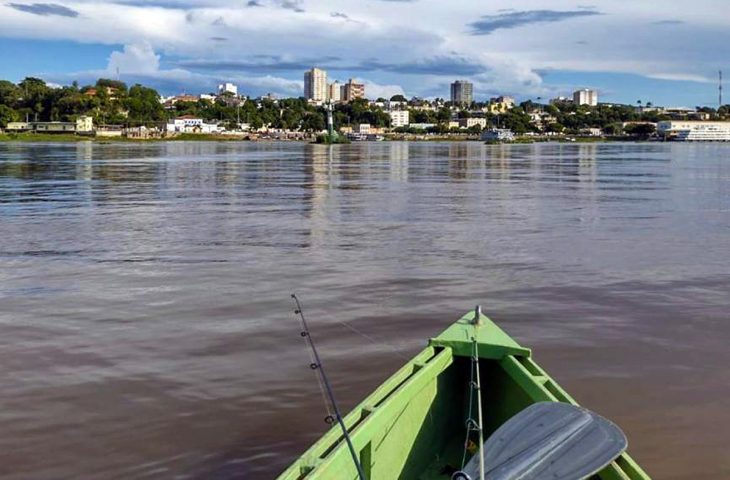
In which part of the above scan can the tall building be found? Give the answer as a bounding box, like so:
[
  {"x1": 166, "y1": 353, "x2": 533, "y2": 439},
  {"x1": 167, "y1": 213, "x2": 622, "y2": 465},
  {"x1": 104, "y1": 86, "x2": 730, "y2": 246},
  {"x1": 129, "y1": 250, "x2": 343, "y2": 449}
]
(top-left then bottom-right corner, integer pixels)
[
  {"x1": 450, "y1": 80, "x2": 473, "y2": 106},
  {"x1": 573, "y1": 89, "x2": 598, "y2": 106},
  {"x1": 304, "y1": 68, "x2": 328, "y2": 102},
  {"x1": 341, "y1": 79, "x2": 365, "y2": 102},
  {"x1": 328, "y1": 81, "x2": 341, "y2": 102},
  {"x1": 218, "y1": 82, "x2": 238, "y2": 96}
]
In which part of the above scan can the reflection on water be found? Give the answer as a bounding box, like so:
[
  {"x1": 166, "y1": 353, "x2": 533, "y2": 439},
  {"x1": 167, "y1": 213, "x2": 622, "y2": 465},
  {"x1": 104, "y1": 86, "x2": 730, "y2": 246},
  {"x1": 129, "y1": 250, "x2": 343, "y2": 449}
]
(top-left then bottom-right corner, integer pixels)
[{"x1": 0, "y1": 141, "x2": 729, "y2": 479}]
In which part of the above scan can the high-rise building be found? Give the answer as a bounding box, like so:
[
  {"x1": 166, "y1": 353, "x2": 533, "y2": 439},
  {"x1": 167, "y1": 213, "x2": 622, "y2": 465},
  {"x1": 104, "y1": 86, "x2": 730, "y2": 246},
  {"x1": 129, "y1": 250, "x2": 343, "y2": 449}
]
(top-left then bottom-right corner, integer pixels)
[
  {"x1": 341, "y1": 79, "x2": 365, "y2": 102},
  {"x1": 304, "y1": 68, "x2": 328, "y2": 102},
  {"x1": 328, "y1": 81, "x2": 341, "y2": 102},
  {"x1": 218, "y1": 82, "x2": 238, "y2": 96},
  {"x1": 573, "y1": 89, "x2": 598, "y2": 106},
  {"x1": 450, "y1": 80, "x2": 473, "y2": 106}
]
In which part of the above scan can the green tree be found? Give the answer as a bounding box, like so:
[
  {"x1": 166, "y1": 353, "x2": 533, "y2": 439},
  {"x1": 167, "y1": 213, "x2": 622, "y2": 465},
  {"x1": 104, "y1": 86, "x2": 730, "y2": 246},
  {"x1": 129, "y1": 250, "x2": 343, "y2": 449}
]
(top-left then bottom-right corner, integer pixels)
[
  {"x1": 0, "y1": 80, "x2": 21, "y2": 107},
  {"x1": 126, "y1": 84, "x2": 165, "y2": 123},
  {"x1": 624, "y1": 123, "x2": 656, "y2": 138},
  {"x1": 18, "y1": 77, "x2": 51, "y2": 121},
  {"x1": 0, "y1": 104, "x2": 19, "y2": 127}
]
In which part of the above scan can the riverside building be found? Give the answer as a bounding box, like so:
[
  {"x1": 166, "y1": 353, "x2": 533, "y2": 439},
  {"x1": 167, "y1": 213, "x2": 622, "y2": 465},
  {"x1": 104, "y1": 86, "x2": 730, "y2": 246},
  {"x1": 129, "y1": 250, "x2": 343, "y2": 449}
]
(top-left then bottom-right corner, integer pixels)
[
  {"x1": 328, "y1": 81, "x2": 341, "y2": 102},
  {"x1": 341, "y1": 79, "x2": 365, "y2": 102},
  {"x1": 389, "y1": 110, "x2": 410, "y2": 128},
  {"x1": 573, "y1": 89, "x2": 598, "y2": 106},
  {"x1": 657, "y1": 121, "x2": 730, "y2": 141},
  {"x1": 304, "y1": 68, "x2": 328, "y2": 103},
  {"x1": 450, "y1": 80, "x2": 473, "y2": 105}
]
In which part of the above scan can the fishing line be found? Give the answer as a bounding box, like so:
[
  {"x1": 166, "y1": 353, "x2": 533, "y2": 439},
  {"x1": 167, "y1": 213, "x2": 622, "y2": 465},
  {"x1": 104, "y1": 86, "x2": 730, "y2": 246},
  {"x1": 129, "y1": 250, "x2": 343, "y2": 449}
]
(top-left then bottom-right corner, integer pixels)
[{"x1": 292, "y1": 294, "x2": 367, "y2": 480}]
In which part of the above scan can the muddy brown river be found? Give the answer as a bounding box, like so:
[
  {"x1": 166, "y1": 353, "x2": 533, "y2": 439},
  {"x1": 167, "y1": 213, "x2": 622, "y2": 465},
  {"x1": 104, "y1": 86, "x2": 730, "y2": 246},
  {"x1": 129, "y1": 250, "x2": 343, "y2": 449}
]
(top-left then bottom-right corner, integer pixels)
[{"x1": 0, "y1": 141, "x2": 728, "y2": 479}]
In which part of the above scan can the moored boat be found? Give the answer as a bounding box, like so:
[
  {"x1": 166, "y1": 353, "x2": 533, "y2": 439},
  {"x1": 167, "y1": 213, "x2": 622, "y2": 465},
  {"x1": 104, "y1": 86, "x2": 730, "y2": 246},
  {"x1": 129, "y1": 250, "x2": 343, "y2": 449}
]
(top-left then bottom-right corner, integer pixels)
[{"x1": 277, "y1": 309, "x2": 651, "y2": 480}]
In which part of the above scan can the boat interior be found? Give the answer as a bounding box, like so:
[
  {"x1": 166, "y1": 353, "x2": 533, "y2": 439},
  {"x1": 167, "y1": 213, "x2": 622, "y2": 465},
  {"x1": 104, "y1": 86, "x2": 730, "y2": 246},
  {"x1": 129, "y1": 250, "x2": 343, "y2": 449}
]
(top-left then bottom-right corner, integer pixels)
[{"x1": 276, "y1": 313, "x2": 648, "y2": 480}]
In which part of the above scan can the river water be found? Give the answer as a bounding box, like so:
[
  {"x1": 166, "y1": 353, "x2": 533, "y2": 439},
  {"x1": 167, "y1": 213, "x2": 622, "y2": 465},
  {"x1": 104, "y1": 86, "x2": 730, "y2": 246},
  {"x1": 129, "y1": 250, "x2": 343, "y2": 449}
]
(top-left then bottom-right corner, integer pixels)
[{"x1": 0, "y1": 141, "x2": 728, "y2": 479}]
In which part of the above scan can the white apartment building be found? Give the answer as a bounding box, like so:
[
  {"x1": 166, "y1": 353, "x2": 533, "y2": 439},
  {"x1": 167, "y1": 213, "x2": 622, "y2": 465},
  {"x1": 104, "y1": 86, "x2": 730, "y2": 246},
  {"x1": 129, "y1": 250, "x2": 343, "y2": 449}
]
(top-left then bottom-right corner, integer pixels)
[
  {"x1": 458, "y1": 118, "x2": 487, "y2": 129},
  {"x1": 304, "y1": 68, "x2": 328, "y2": 102},
  {"x1": 389, "y1": 110, "x2": 410, "y2": 128},
  {"x1": 166, "y1": 116, "x2": 221, "y2": 134},
  {"x1": 573, "y1": 89, "x2": 598, "y2": 106},
  {"x1": 657, "y1": 121, "x2": 730, "y2": 141},
  {"x1": 328, "y1": 81, "x2": 341, "y2": 102},
  {"x1": 218, "y1": 83, "x2": 238, "y2": 96},
  {"x1": 75, "y1": 116, "x2": 94, "y2": 133}
]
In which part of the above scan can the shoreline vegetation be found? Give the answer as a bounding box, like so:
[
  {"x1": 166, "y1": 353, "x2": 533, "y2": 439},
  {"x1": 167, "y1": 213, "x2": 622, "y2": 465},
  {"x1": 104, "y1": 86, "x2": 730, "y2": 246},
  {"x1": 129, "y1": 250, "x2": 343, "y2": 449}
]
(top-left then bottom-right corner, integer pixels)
[{"x1": 0, "y1": 76, "x2": 704, "y2": 144}]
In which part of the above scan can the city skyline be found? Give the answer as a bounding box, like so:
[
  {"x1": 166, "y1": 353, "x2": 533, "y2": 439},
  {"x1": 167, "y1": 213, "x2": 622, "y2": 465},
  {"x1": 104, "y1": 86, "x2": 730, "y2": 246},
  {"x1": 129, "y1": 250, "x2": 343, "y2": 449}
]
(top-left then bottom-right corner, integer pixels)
[{"x1": 0, "y1": 1, "x2": 728, "y2": 106}]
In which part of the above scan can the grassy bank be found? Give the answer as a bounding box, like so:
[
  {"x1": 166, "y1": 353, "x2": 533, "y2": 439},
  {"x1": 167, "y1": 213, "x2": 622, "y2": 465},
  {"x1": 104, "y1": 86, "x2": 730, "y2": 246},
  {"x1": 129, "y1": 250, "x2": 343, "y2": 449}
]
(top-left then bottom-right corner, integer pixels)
[{"x1": 0, "y1": 132, "x2": 251, "y2": 143}]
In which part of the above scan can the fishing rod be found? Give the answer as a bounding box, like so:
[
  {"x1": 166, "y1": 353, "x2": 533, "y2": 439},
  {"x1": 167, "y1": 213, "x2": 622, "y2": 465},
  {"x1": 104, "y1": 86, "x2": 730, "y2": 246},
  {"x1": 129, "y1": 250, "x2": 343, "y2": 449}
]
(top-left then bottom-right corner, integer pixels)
[{"x1": 291, "y1": 294, "x2": 367, "y2": 480}]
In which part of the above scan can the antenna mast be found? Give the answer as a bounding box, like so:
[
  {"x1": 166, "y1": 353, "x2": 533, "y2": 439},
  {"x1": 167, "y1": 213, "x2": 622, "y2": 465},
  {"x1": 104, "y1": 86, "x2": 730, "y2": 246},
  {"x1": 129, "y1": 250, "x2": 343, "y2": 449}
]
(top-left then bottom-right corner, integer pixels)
[{"x1": 720, "y1": 70, "x2": 723, "y2": 108}]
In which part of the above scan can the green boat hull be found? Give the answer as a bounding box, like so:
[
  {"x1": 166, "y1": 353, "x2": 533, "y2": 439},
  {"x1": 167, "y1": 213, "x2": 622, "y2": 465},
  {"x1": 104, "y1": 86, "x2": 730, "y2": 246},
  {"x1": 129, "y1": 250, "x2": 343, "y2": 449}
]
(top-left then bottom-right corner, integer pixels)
[{"x1": 276, "y1": 311, "x2": 651, "y2": 480}]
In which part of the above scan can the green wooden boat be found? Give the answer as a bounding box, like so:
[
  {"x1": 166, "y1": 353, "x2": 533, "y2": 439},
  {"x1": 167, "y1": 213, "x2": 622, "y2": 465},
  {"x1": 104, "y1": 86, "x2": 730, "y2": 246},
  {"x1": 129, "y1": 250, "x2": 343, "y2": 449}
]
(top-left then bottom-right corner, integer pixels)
[{"x1": 277, "y1": 310, "x2": 651, "y2": 480}]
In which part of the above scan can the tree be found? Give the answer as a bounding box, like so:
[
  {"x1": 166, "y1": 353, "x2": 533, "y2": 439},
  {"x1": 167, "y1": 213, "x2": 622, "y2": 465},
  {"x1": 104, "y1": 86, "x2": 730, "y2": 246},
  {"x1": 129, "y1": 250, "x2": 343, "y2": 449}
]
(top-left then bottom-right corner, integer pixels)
[
  {"x1": 18, "y1": 77, "x2": 51, "y2": 121},
  {"x1": 96, "y1": 78, "x2": 128, "y2": 93},
  {"x1": 603, "y1": 123, "x2": 623, "y2": 136},
  {"x1": 624, "y1": 123, "x2": 656, "y2": 138},
  {"x1": 0, "y1": 105, "x2": 19, "y2": 127},
  {"x1": 0, "y1": 80, "x2": 21, "y2": 107},
  {"x1": 126, "y1": 84, "x2": 165, "y2": 123},
  {"x1": 546, "y1": 122, "x2": 565, "y2": 133},
  {"x1": 301, "y1": 111, "x2": 325, "y2": 132},
  {"x1": 390, "y1": 94, "x2": 407, "y2": 102}
]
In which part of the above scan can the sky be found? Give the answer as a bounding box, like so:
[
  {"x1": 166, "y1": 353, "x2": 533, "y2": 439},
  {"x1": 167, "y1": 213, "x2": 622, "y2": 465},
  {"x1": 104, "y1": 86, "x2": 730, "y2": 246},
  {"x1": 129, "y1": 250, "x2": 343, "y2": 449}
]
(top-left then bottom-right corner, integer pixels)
[{"x1": 0, "y1": 0, "x2": 728, "y2": 106}]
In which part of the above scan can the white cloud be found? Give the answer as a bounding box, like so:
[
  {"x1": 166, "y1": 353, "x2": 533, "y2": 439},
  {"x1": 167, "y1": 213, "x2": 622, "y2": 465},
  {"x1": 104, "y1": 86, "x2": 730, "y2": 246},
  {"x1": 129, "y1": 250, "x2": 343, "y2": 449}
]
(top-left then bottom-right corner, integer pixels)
[
  {"x1": 107, "y1": 42, "x2": 160, "y2": 75},
  {"x1": 1, "y1": 0, "x2": 729, "y2": 101},
  {"x1": 361, "y1": 80, "x2": 406, "y2": 100}
]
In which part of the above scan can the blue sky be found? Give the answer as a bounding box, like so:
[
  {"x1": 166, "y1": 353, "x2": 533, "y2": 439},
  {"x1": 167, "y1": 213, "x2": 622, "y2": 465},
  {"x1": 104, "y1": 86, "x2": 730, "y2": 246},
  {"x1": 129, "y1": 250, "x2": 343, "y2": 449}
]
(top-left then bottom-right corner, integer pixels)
[{"x1": 0, "y1": 0, "x2": 728, "y2": 107}]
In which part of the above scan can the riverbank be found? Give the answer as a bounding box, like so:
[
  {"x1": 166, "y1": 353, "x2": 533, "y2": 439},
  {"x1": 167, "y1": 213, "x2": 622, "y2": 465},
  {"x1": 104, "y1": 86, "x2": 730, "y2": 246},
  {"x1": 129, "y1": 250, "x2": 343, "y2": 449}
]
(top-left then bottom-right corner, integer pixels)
[
  {"x1": 0, "y1": 133, "x2": 251, "y2": 143},
  {"x1": 0, "y1": 132, "x2": 647, "y2": 143}
]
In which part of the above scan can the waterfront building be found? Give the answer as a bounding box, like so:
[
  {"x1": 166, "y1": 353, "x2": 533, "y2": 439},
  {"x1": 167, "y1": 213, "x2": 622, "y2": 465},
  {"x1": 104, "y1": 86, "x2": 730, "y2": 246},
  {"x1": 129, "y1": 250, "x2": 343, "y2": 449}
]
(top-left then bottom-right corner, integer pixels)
[
  {"x1": 573, "y1": 89, "x2": 598, "y2": 106},
  {"x1": 409, "y1": 123, "x2": 436, "y2": 130},
  {"x1": 353, "y1": 124, "x2": 372, "y2": 134},
  {"x1": 341, "y1": 79, "x2": 365, "y2": 102},
  {"x1": 458, "y1": 117, "x2": 487, "y2": 129},
  {"x1": 389, "y1": 110, "x2": 410, "y2": 128},
  {"x1": 328, "y1": 81, "x2": 341, "y2": 102},
  {"x1": 450, "y1": 80, "x2": 473, "y2": 105},
  {"x1": 481, "y1": 128, "x2": 515, "y2": 142},
  {"x1": 657, "y1": 121, "x2": 730, "y2": 141},
  {"x1": 5, "y1": 116, "x2": 94, "y2": 134},
  {"x1": 167, "y1": 115, "x2": 221, "y2": 134},
  {"x1": 33, "y1": 122, "x2": 78, "y2": 133},
  {"x1": 75, "y1": 116, "x2": 94, "y2": 133},
  {"x1": 218, "y1": 83, "x2": 238, "y2": 96},
  {"x1": 304, "y1": 68, "x2": 328, "y2": 102},
  {"x1": 6, "y1": 122, "x2": 31, "y2": 132}
]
